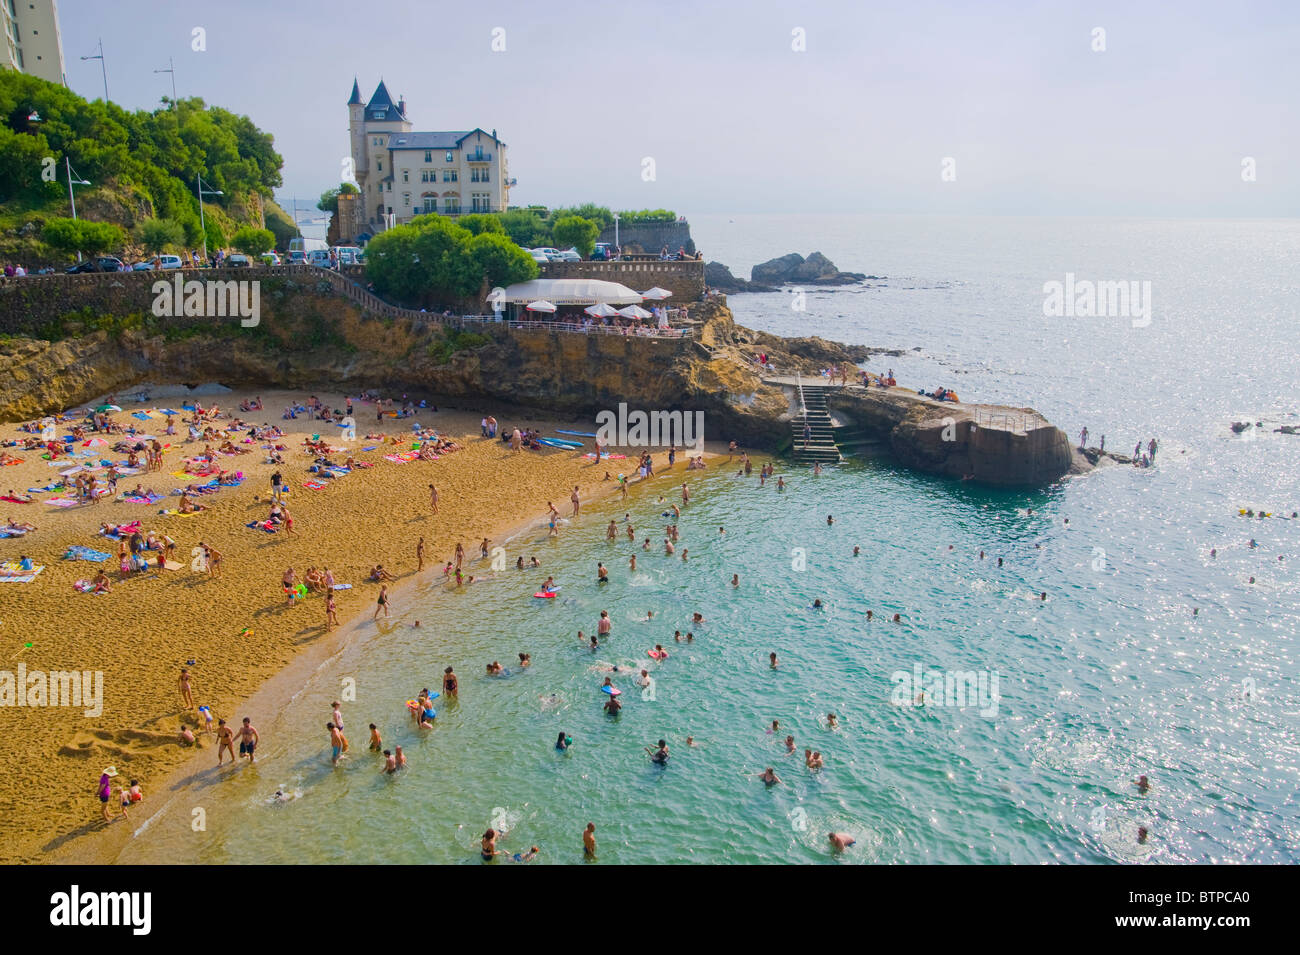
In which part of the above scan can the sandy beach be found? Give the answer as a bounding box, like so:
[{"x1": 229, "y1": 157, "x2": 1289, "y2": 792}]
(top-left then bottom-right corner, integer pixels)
[{"x1": 0, "y1": 386, "x2": 716, "y2": 863}]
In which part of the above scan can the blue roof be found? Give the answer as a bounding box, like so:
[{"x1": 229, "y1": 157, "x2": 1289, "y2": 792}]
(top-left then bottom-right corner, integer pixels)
[
  {"x1": 347, "y1": 77, "x2": 362, "y2": 105},
  {"x1": 364, "y1": 80, "x2": 406, "y2": 122}
]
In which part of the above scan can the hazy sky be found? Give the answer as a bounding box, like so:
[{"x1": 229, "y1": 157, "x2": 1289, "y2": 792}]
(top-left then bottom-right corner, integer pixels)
[{"x1": 57, "y1": 0, "x2": 1298, "y2": 217}]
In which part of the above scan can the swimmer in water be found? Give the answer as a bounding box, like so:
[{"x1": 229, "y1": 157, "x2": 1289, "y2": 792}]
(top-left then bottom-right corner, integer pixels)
[
  {"x1": 866, "y1": 610, "x2": 873, "y2": 621},
  {"x1": 777, "y1": 476, "x2": 785, "y2": 491},
  {"x1": 652, "y1": 644, "x2": 668, "y2": 658},
  {"x1": 481, "y1": 828, "x2": 502, "y2": 861},
  {"x1": 685, "y1": 631, "x2": 695, "y2": 643},
  {"x1": 1137, "y1": 826, "x2": 1149, "y2": 845},
  {"x1": 643, "y1": 537, "x2": 651, "y2": 550},
  {"x1": 1040, "y1": 592, "x2": 1047, "y2": 601},
  {"x1": 518, "y1": 652, "x2": 531, "y2": 668},
  {"x1": 636, "y1": 669, "x2": 651, "y2": 687},
  {"x1": 382, "y1": 749, "x2": 397, "y2": 773},
  {"x1": 1133, "y1": 774, "x2": 1150, "y2": 794},
  {"x1": 589, "y1": 635, "x2": 599, "y2": 651},
  {"x1": 827, "y1": 514, "x2": 834, "y2": 526},
  {"x1": 692, "y1": 612, "x2": 705, "y2": 624},
  {"x1": 686, "y1": 736, "x2": 696, "y2": 747},
  {"x1": 719, "y1": 526, "x2": 725, "y2": 535},
  {"x1": 853, "y1": 546, "x2": 860, "y2": 557},
  {"x1": 756, "y1": 767, "x2": 781, "y2": 786},
  {"x1": 369, "y1": 724, "x2": 382, "y2": 751},
  {"x1": 784, "y1": 735, "x2": 796, "y2": 755},
  {"x1": 647, "y1": 739, "x2": 670, "y2": 763},
  {"x1": 673, "y1": 629, "x2": 683, "y2": 642},
  {"x1": 826, "y1": 713, "x2": 838, "y2": 729},
  {"x1": 512, "y1": 846, "x2": 541, "y2": 863},
  {"x1": 770, "y1": 652, "x2": 778, "y2": 669},
  {"x1": 629, "y1": 554, "x2": 637, "y2": 571},
  {"x1": 829, "y1": 832, "x2": 856, "y2": 852},
  {"x1": 892, "y1": 613, "x2": 901, "y2": 622},
  {"x1": 555, "y1": 732, "x2": 572, "y2": 751},
  {"x1": 812, "y1": 599, "x2": 823, "y2": 609},
  {"x1": 768, "y1": 720, "x2": 780, "y2": 735},
  {"x1": 597, "y1": 562, "x2": 609, "y2": 583},
  {"x1": 732, "y1": 574, "x2": 740, "y2": 586}
]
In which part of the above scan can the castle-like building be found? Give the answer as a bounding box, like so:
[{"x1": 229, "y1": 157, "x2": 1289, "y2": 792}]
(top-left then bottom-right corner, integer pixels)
[{"x1": 347, "y1": 78, "x2": 513, "y2": 238}]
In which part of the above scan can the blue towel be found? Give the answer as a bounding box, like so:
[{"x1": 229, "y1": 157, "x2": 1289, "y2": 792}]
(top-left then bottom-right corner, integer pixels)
[
  {"x1": 132, "y1": 412, "x2": 151, "y2": 421},
  {"x1": 64, "y1": 545, "x2": 112, "y2": 561}
]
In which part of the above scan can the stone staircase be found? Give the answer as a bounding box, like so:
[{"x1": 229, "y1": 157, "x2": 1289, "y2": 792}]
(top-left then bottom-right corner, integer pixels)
[{"x1": 791, "y1": 384, "x2": 842, "y2": 463}]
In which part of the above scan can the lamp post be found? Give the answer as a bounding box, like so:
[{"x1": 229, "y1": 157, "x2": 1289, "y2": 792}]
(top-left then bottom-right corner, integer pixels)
[
  {"x1": 197, "y1": 174, "x2": 224, "y2": 263},
  {"x1": 154, "y1": 58, "x2": 176, "y2": 106},
  {"x1": 65, "y1": 158, "x2": 91, "y2": 261},
  {"x1": 80, "y1": 38, "x2": 108, "y2": 102},
  {"x1": 613, "y1": 212, "x2": 620, "y2": 259}
]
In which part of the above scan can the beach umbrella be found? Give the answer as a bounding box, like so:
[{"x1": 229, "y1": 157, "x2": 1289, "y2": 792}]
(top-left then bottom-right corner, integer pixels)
[
  {"x1": 96, "y1": 404, "x2": 122, "y2": 413},
  {"x1": 640, "y1": 287, "x2": 673, "y2": 300},
  {"x1": 617, "y1": 305, "x2": 652, "y2": 320},
  {"x1": 525, "y1": 300, "x2": 557, "y2": 313},
  {"x1": 83, "y1": 438, "x2": 109, "y2": 447},
  {"x1": 583, "y1": 303, "x2": 619, "y2": 318}
]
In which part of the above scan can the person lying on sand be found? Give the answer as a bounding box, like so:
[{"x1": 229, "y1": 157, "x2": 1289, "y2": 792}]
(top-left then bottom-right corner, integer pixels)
[{"x1": 369, "y1": 564, "x2": 395, "y2": 582}]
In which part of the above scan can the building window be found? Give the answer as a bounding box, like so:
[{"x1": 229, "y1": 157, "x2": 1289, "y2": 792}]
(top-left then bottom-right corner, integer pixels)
[
  {"x1": 377, "y1": 161, "x2": 382, "y2": 172},
  {"x1": 424, "y1": 150, "x2": 432, "y2": 162},
  {"x1": 443, "y1": 170, "x2": 457, "y2": 182},
  {"x1": 444, "y1": 199, "x2": 460, "y2": 214},
  {"x1": 422, "y1": 194, "x2": 436, "y2": 213},
  {"x1": 403, "y1": 192, "x2": 410, "y2": 207},
  {"x1": 402, "y1": 170, "x2": 409, "y2": 182},
  {"x1": 445, "y1": 151, "x2": 454, "y2": 162}
]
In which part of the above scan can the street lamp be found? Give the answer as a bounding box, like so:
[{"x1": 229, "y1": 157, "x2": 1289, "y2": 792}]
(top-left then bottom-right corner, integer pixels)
[
  {"x1": 80, "y1": 38, "x2": 108, "y2": 102},
  {"x1": 66, "y1": 159, "x2": 91, "y2": 261},
  {"x1": 197, "y1": 174, "x2": 223, "y2": 263},
  {"x1": 613, "y1": 212, "x2": 620, "y2": 259},
  {"x1": 154, "y1": 58, "x2": 176, "y2": 107}
]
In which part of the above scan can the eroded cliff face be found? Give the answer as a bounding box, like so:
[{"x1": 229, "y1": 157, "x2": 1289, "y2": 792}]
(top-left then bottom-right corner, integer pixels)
[
  {"x1": 0, "y1": 291, "x2": 1074, "y2": 485},
  {"x1": 0, "y1": 293, "x2": 792, "y2": 447}
]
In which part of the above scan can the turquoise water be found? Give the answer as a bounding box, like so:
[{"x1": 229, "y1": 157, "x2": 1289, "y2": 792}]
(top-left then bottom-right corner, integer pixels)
[{"x1": 116, "y1": 217, "x2": 1300, "y2": 864}]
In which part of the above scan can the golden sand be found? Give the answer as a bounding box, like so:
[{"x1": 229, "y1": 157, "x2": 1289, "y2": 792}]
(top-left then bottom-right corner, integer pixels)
[{"x1": 0, "y1": 389, "x2": 706, "y2": 863}]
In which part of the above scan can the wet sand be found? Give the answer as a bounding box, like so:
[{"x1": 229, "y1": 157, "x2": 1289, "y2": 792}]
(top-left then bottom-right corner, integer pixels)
[{"x1": 0, "y1": 387, "x2": 714, "y2": 862}]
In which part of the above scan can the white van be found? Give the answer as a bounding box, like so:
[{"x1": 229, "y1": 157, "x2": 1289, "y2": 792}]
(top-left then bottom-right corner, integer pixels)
[
  {"x1": 333, "y1": 246, "x2": 362, "y2": 265},
  {"x1": 307, "y1": 249, "x2": 332, "y2": 267}
]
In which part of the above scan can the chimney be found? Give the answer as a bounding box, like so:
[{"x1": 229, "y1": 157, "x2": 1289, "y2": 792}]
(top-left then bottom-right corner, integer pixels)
[{"x1": 398, "y1": 96, "x2": 406, "y2": 115}]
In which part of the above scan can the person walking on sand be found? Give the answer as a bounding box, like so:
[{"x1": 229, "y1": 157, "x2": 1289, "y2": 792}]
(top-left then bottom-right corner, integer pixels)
[
  {"x1": 178, "y1": 668, "x2": 194, "y2": 710},
  {"x1": 237, "y1": 717, "x2": 259, "y2": 764},
  {"x1": 429, "y1": 484, "x2": 438, "y2": 514},
  {"x1": 571, "y1": 485, "x2": 581, "y2": 517},
  {"x1": 374, "y1": 584, "x2": 390, "y2": 619},
  {"x1": 97, "y1": 768, "x2": 117, "y2": 822},
  {"x1": 216, "y1": 719, "x2": 235, "y2": 765},
  {"x1": 416, "y1": 536, "x2": 426, "y2": 572},
  {"x1": 325, "y1": 593, "x2": 339, "y2": 631}
]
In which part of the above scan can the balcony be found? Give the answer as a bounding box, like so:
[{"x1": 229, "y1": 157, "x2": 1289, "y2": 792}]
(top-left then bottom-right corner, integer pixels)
[{"x1": 465, "y1": 152, "x2": 492, "y2": 163}]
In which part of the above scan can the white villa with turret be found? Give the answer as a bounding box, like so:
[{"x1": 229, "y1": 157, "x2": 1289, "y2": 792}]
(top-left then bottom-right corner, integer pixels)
[{"x1": 347, "y1": 78, "x2": 514, "y2": 236}]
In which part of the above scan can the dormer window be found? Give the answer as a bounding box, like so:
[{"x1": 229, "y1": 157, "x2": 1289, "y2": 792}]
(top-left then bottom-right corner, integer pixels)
[
  {"x1": 446, "y1": 151, "x2": 454, "y2": 162},
  {"x1": 424, "y1": 150, "x2": 432, "y2": 162}
]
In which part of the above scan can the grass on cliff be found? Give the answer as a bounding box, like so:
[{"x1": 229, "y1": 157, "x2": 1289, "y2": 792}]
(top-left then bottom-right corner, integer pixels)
[{"x1": 425, "y1": 328, "x2": 493, "y2": 364}]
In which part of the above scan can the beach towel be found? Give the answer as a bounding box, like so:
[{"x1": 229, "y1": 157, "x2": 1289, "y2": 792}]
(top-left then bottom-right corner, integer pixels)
[
  {"x1": 64, "y1": 546, "x2": 112, "y2": 562},
  {"x1": 1, "y1": 457, "x2": 23, "y2": 465},
  {"x1": 0, "y1": 495, "x2": 34, "y2": 504},
  {"x1": 27, "y1": 484, "x2": 63, "y2": 493},
  {"x1": 302, "y1": 480, "x2": 327, "y2": 490},
  {"x1": 361, "y1": 446, "x2": 378, "y2": 451},
  {"x1": 121, "y1": 493, "x2": 163, "y2": 505},
  {"x1": 157, "y1": 508, "x2": 201, "y2": 517},
  {"x1": 44, "y1": 497, "x2": 81, "y2": 507},
  {"x1": 331, "y1": 583, "x2": 352, "y2": 590},
  {"x1": 0, "y1": 528, "x2": 28, "y2": 538},
  {"x1": 0, "y1": 562, "x2": 43, "y2": 578},
  {"x1": 0, "y1": 574, "x2": 37, "y2": 583},
  {"x1": 246, "y1": 520, "x2": 278, "y2": 533},
  {"x1": 74, "y1": 579, "x2": 106, "y2": 594},
  {"x1": 131, "y1": 412, "x2": 151, "y2": 421},
  {"x1": 159, "y1": 408, "x2": 181, "y2": 416}
]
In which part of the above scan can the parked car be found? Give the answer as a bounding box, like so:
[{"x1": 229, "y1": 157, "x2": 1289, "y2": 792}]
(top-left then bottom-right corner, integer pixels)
[
  {"x1": 591, "y1": 242, "x2": 616, "y2": 261},
  {"x1": 530, "y1": 247, "x2": 562, "y2": 261},
  {"x1": 333, "y1": 246, "x2": 362, "y2": 265},
  {"x1": 66, "y1": 256, "x2": 125, "y2": 274},
  {"x1": 260, "y1": 251, "x2": 281, "y2": 266},
  {"x1": 131, "y1": 261, "x2": 153, "y2": 271},
  {"x1": 226, "y1": 253, "x2": 251, "y2": 268},
  {"x1": 307, "y1": 249, "x2": 332, "y2": 267},
  {"x1": 286, "y1": 250, "x2": 307, "y2": 265},
  {"x1": 527, "y1": 249, "x2": 549, "y2": 264},
  {"x1": 156, "y1": 254, "x2": 183, "y2": 270}
]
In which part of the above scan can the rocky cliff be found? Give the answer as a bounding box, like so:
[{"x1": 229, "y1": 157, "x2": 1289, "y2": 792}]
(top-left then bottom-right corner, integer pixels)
[{"x1": 0, "y1": 287, "x2": 1078, "y2": 487}]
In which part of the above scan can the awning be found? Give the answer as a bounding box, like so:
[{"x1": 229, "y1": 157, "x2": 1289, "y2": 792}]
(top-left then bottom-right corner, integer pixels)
[{"x1": 494, "y1": 278, "x2": 643, "y2": 305}]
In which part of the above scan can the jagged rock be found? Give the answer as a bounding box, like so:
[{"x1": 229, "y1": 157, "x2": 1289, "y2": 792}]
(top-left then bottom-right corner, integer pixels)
[
  {"x1": 751, "y1": 253, "x2": 805, "y2": 286},
  {"x1": 704, "y1": 261, "x2": 776, "y2": 293},
  {"x1": 749, "y1": 251, "x2": 865, "y2": 287},
  {"x1": 1276, "y1": 425, "x2": 1299, "y2": 435}
]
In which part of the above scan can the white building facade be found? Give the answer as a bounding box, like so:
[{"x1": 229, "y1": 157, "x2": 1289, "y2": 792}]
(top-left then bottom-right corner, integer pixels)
[
  {"x1": 2, "y1": 0, "x2": 65, "y2": 85},
  {"x1": 347, "y1": 78, "x2": 513, "y2": 236}
]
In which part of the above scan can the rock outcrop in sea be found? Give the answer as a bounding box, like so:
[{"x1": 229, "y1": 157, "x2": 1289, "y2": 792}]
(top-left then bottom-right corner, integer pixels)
[{"x1": 706, "y1": 252, "x2": 869, "y2": 293}]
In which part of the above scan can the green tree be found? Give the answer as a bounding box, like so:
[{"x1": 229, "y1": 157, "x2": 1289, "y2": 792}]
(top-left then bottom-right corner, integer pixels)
[
  {"x1": 461, "y1": 232, "x2": 539, "y2": 296},
  {"x1": 551, "y1": 215, "x2": 599, "y2": 258},
  {"x1": 138, "y1": 217, "x2": 186, "y2": 253},
  {"x1": 317, "y1": 181, "x2": 359, "y2": 215},
  {"x1": 231, "y1": 226, "x2": 275, "y2": 256},
  {"x1": 203, "y1": 217, "x2": 226, "y2": 253},
  {"x1": 42, "y1": 217, "x2": 124, "y2": 258},
  {"x1": 456, "y1": 213, "x2": 504, "y2": 236},
  {"x1": 499, "y1": 208, "x2": 549, "y2": 248}
]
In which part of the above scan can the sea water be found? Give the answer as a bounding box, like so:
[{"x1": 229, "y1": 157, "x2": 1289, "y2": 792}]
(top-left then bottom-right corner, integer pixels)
[{"x1": 115, "y1": 216, "x2": 1300, "y2": 864}]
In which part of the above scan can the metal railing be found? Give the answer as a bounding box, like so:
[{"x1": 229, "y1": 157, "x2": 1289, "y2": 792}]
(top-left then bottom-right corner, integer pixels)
[
  {"x1": 972, "y1": 410, "x2": 1048, "y2": 433},
  {"x1": 459, "y1": 317, "x2": 695, "y2": 339}
]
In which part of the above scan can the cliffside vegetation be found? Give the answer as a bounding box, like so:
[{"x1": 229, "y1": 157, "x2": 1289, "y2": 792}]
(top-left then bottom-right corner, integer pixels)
[
  {"x1": 0, "y1": 71, "x2": 290, "y2": 263},
  {"x1": 364, "y1": 213, "x2": 538, "y2": 308}
]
